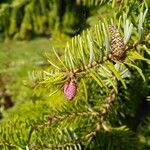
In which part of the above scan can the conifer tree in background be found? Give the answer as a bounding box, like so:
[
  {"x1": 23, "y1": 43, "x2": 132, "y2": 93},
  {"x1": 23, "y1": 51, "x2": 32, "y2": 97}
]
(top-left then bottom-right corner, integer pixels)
[
  {"x1": 0, "y1": 0, "x2": 150, "y2": 149},
  {"x1": 0, "y1": 0, "x2": 90, "y2": 40}
]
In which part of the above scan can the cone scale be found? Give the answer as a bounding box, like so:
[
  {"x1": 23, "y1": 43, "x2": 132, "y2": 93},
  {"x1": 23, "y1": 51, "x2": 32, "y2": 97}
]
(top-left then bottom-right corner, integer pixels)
[
  {"x1": 109, "y1": 25, "x2": 126, "y2": 60},
  {"x1": 63, "y1": 79, "x2": 77, "y2": 100}
]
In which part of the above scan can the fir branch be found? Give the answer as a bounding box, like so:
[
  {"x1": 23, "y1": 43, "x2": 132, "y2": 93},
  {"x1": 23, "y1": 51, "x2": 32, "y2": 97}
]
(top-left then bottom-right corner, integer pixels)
[
  {"x1": 84, "y1": 89, "x2": 116, "y2": 142},
  {"x1": 72, "y1": 57, "x2": 108, "y2": 75},
  {"x1": 57, "y1": 32, "x2": 149, "y2": 85},
  {"x1": 28, "y1": 89, "x2": 117, "y2": 147},
  {"x1": 32, "y1": 89, "x2": 116, "y2": 130},
  {"x1": 27, "y1": 110, "x2": 100, "y2": 144},
  {"x1": 125, "y1": 33, "x2": 150, "y2": 51},
  {"x1": 45, "y1": 29, "x2": 149, "y2": 92},
  {"x1": 40, "y1": 110, "x2": 100, "y2": 128},
  {"x1": 35, "y1": 140, "x2": 82, "y2": 150},
  {"x1": 100, "y1": 89, "x2": 116, "y2": 117}
]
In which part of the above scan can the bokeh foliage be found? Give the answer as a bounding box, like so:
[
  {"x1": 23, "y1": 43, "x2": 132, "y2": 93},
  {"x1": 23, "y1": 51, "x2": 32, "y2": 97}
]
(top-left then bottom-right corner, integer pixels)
[{"x1": 0, "y1": 0, "x2": 89, "y2": 40}]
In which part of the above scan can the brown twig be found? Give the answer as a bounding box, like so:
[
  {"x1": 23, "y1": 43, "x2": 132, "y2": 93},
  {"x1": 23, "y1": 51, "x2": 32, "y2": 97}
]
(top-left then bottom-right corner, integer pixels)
[{"x1": 64, "y1": 56, "x2": 109, "y2": 79}]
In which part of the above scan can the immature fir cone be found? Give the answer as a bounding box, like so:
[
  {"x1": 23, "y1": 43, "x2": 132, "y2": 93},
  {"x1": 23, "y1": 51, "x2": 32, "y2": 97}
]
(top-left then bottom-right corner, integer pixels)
[
  {"x1": 109, "y1": 25, "x2": 126, "y2": 60},
  {"x1": 64, "y1": 79, "x2": 77, "y2": 100}
]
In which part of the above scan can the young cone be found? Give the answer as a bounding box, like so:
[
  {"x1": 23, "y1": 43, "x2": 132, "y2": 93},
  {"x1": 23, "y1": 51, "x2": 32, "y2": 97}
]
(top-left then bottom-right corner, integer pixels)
[{"x1": 63, "y1": 79, "x2": 77, "y2": 100}]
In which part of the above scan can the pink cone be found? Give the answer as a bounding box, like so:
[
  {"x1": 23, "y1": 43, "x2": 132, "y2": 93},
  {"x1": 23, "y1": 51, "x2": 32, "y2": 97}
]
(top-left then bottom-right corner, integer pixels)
[{"x1": 63, "y1": 80, "x2": 77, "y2": 100}]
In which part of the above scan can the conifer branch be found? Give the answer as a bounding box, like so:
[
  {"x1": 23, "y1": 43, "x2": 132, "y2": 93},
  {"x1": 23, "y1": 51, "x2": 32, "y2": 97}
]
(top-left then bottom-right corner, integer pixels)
[
  {"x1": 69, "y1": 56, "x2": 108, "y2": 76},
  {"x1": 38, "y1": 9, "x2": 149, "y2": 100},
  {"x1": 27, "y1": 89, "x2": 117, "y2": 147},
  {"x1": 125, "y1": 33, "x2": 150, "y2": 51},
  {"x1": 0, "y1": 1, "x2": 149, "y2": 149},
  {"x1": 84, "y1": 89, "x2": 116, "y2": 141},
  {"x1": 36, "y1": 140, "x2": 82, "y2": 150},
  {"x1": 27, "y1": 110, "x2": 100, "y2": 144}
]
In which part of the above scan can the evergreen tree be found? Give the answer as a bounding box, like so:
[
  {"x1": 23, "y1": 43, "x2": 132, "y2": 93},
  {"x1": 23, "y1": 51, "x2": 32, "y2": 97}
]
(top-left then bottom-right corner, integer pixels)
[
  {"x1": 0, "y1": 0, "x2": 91, "y2": 40},
  {"x1": 0, "y1": 0, "x2": 150, "y2": 149}
]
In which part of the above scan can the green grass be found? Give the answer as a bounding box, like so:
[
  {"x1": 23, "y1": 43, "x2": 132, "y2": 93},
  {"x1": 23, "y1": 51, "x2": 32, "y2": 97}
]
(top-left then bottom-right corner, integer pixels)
[
  {"x1": 0, "y1": 38, "x2": 51, "y2": 100},
  {"x1": 0, "y1": 38, "x2": 51, "y2": 69}
]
